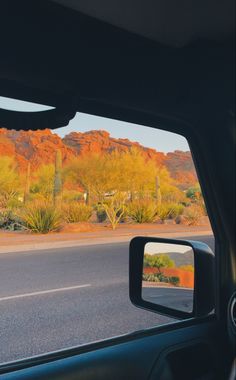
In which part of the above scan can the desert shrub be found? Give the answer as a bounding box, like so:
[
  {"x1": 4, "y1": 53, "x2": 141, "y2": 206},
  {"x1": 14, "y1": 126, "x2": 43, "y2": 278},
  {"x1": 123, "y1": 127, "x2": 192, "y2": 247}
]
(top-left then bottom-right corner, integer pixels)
[
  {"x1": 142, "y1": 273, "x2": 176, "y2": 284},
  {"x1": 6, "y1": 197, "x2": 24, "y2": 210},
  {"x1": 158, "y1": 273, "x2": 170, "y2": 283},
  {"x1": 0, "y1": 210, "x2": 22, "y2": 231},
  {"x1": 183, "y1": 204, "x2": 204, "y2": 225},
  {"x1": 142, "y1": 273, "x2": 159, "y2": 282},
  {"x1": 156, "y1": 203, "x2": 173, "y2": 222},
  {"x1": 186, "y1": 185, "x2": 202, "y2": 201},
  {"x1": 102, "y1": 193, "x2": 126, "y2": 230},
  {"x1": 62, "y1": 202, "x2": 92, "y2": 223},
  {"x1": 161, "y1": 183, "x2": 187, "y2": 204},
  {"x1": 186, "y1": 185, "x2": 207, "y2": 216},
  {"x1": 167, "y1": 204, "x2": 185, "y2": 219},
  {"x1": 96, "y1": 207, "x2": 107, "y2": 223},
  {"x1": 62, "y1": 191, "x2": 85, "y2": 203},
  {"x1": 20, "y1": 202, "x2": 62, "y2": 233},
  {"x1": 128, "y1": 201, "x2": 157, "y2": 223},
  {"x1": 156, "y1": 203, "x2": 184, "y2": 222},
  {"x1": 169, "y1": 276, "x2": 180, "y2": 286}
]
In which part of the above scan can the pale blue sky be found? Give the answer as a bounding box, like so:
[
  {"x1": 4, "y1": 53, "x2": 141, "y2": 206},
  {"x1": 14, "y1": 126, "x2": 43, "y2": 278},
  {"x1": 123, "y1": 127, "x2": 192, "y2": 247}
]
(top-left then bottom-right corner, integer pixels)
[{"x1": 0, "y1": 96, "x2": 189, "y2": 152}]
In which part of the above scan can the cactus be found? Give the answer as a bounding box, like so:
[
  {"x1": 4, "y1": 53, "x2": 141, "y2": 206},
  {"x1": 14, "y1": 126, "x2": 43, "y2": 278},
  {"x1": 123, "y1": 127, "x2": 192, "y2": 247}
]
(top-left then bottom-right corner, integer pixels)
[
  {"x1": 24, "y1": 162, "x2": 31, "y2": 203},
  {"x1": 53, "y1": 150, "x2": 62, "y2": 207},
  {"x1": 155, "y1": 175, "x2": 162, "y2": 205}
]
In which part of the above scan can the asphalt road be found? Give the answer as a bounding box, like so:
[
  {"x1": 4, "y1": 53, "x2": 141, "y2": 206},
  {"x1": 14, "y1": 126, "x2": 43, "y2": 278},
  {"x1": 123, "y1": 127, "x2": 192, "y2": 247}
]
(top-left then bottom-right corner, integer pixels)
[
  {"x1": 142, "y1": 287, "x2": 194, "y2": 312},
  {"x1": 0, "y1": 235, "x2": 214, "y2": 364}
]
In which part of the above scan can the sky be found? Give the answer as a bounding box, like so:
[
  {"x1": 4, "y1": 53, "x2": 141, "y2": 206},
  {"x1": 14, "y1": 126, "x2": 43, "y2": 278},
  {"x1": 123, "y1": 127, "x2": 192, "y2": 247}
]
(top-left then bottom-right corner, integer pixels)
[
  {"x1": 0, "y1": 96, "x2": 189, "y2": 152},
  {"x1": 145, "y1": 243, "x2": 193, "y2": 255}
]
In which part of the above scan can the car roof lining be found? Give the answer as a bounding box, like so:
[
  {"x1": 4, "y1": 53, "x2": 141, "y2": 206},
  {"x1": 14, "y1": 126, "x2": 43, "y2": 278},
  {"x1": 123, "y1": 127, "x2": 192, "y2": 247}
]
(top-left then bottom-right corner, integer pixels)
[
  {"x1": 0, "y1": 0, "x2": 234, "y2": 133},
  {"x1": 51, "y1": 0, "x2": 235, "y2": 47}
]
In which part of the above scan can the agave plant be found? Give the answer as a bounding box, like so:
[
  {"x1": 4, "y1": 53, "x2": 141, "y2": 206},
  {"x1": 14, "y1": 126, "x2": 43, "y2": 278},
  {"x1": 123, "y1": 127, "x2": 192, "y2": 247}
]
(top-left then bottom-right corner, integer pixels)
[
  {"x1": 128, "y1": 200, "x2": 157, "y2": 223},
  {"x1": 20, "y1": 201, "x2": 62, "y2": 234}
]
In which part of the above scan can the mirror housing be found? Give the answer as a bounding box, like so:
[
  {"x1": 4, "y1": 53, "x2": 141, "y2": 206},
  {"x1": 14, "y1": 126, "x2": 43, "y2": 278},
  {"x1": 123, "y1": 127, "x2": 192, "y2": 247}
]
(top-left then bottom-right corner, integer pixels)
[{"x1": 129, "y1": 237, "x2": 215, "y2": 319}]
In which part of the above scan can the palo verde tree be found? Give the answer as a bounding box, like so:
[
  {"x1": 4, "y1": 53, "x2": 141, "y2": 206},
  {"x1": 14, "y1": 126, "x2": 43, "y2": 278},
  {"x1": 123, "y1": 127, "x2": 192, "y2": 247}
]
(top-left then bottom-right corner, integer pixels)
[
  {"x1": 102, "y1": 192, "x2": 126, "y2": 230},
  {"x1": 0, "y1": 156, "x2": 20, "y2": 208},
  {"x1": 144, "y1": 254, "x2": 175, "y2": 273},
  {"x1": 115, "y1": 148, "x2": 158, "y2": 201},
  {"x1": 63, "y1": 153, "x2": 116, "y2": 204},
  {"x1": 30, "y1": 164, "x2": 55, "y2": 201}
]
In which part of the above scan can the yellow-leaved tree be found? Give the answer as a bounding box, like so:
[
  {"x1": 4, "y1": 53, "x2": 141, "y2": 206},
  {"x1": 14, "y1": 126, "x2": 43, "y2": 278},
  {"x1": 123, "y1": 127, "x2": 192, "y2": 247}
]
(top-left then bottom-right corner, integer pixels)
[
  {"x1": 0, "y1": 156, "x2": 20, "y2": 208},
  {"x1": 30, "y1": 164, "x2": 55, "y2": 202},
  {"x1": 63, "y1": 154, "x2": 116, "y2": 204}
]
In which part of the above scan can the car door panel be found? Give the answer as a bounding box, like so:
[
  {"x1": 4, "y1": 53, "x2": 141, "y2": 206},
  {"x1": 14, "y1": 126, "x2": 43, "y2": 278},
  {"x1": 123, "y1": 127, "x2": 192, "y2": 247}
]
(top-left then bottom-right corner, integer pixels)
[{"x1": 1, "y1": 319, "x2": 228, "y2": 380}]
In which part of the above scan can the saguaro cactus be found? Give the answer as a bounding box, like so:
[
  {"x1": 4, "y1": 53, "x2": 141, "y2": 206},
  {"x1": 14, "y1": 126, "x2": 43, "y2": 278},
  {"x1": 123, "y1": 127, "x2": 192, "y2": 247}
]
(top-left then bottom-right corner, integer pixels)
[
  {"x1": 24, "y1": 162, "x2": 31, "y2": 203},
  {"x1": 53, "y1": 150, "x2": 62, "y2": 207},
  {"x1": 155, "y1": 175, "x2": 162, "y2": 205}
]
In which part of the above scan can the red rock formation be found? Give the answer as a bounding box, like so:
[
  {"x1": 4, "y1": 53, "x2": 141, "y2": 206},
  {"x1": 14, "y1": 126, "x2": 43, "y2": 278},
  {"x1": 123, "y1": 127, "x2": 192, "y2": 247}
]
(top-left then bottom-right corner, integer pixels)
[
  {"x1": 165, "y1": 150, "x2": 197, "y2": 187},
  {"x1": 0, "y1": 128, "x2": 196, "y2": 187},
  {"x1": 63, "y1": 130, "x2": 166, "y2": 168},
  {"x1": 0, "y1": 128, "x2": 75, "y2": 171}
]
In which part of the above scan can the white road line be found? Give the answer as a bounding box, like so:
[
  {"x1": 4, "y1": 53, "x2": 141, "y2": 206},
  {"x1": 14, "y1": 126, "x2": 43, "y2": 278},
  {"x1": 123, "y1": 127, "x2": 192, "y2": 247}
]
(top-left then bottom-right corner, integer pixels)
[{"x1": 0, "y1": 284, "x2": 91, "y2": 302}]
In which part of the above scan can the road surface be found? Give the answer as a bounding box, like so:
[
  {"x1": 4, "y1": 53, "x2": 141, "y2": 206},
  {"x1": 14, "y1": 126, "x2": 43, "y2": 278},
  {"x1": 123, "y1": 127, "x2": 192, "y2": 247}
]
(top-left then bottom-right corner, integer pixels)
[
  {"x1": 142, "y1": 287, "x2": 194, "y2": 312},
  {"x1": 0, "y1": 235, "x2": 214, "y2": 363}
]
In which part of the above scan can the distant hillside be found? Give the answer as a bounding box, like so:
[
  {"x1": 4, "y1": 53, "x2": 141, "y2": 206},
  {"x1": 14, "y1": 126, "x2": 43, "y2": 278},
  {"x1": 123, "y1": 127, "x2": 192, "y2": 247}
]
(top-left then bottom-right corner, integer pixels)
[{"x1": 0, "y1": 128, "x2": 197, "y2": 187}]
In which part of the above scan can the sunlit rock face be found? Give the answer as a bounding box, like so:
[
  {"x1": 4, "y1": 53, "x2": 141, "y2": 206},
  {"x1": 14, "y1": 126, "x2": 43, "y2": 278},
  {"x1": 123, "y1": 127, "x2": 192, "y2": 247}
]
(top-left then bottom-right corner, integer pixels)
[{"x1": 0, "y1": 128, "x2": 197, "y2": 186}]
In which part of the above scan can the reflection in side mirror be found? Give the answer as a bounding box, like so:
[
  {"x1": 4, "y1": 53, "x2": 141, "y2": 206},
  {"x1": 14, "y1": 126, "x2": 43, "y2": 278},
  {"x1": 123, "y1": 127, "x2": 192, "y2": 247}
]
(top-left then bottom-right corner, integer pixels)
[
  {"x1": 129, "y1": 237, "x2": 215, "y2": 319},
  {"x1": 142, "y1": 242, "x2": 194, "y2": 313}
]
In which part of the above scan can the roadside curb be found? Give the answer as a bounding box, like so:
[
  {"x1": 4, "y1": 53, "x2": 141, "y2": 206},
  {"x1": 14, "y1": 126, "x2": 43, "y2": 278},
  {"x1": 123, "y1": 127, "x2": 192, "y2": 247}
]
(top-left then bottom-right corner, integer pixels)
[{"x1": 0, "y1": 230, "x2": 213, "y2": 254}]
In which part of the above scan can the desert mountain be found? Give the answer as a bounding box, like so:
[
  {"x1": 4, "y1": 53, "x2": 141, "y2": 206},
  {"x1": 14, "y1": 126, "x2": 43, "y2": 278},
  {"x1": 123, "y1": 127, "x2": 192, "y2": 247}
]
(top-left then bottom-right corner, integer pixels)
[{"x1": 0, "y1": 128, "x2": 197, "y2": 187}]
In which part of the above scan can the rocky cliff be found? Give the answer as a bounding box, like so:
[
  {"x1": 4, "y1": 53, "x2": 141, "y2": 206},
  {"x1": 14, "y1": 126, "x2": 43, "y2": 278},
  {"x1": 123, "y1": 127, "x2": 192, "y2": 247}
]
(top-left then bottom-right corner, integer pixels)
[{"x1": 0, "y1": 128, "x2": 197, "y2": 185}]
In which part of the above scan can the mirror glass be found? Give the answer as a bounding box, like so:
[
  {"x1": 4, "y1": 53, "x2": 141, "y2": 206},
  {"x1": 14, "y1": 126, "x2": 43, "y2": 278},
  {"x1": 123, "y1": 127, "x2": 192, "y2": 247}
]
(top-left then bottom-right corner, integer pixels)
[{"x1": 142, "y1": 242, "x2": 194, "y2": 313}]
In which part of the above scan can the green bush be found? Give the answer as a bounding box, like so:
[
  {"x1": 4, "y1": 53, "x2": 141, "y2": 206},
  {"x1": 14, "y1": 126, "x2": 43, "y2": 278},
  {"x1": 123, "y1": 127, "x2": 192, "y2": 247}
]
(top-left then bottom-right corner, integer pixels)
[
  {"x1": 128, "y1": 201, "x2": 157, "y2": 223},
  {"x1": 142, "y1": 273, "x2": 177, "y2": 284},
  {"x1": 96, "y1": 207, "x2": 107, "y2": 223},
  {"x1": 158, "y1": 273, "x2": 170, "y2": 283},
  {"x1": 62, "y1": 202, "x2": 92, "y2": 223},
  {"x1": 0, "y1": 210, "x2": 22, "y2": 231},
  {"x1": 186, "y1": 185, "x2": 202, "y2": 201},
  {"x1": 20, "y1": 202, "x2": 62, "y2": 233},
  {"x1": 144, "y1": 254, "x2": 175, "y2": 270},
  {"x1": 169, "y1": 276, "x2": 180, "y2": 286}
]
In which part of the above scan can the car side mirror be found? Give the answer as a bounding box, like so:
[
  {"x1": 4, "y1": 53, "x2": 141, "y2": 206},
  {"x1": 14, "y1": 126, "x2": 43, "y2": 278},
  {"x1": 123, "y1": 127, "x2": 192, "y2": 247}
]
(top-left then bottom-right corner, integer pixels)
[{"x1": 129, "y1": 237, "x2": 215, "y2": 319}]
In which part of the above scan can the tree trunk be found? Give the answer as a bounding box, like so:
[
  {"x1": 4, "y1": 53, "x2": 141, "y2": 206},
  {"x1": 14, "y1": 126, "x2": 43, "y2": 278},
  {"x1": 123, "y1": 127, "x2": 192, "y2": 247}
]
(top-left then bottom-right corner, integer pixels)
[
  {"x1": 24, "y1": 162, "x2": 31, "y2": 203},
  {"x1": 155, "y1": 176, "x2": 162, "y2": 205}
]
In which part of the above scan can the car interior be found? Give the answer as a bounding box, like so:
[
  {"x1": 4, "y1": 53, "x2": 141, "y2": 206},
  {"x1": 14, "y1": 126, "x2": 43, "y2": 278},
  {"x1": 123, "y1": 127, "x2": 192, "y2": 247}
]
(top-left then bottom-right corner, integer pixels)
[{"x1": 0, "y1": 0, "x2": 235, "y2": 379}]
